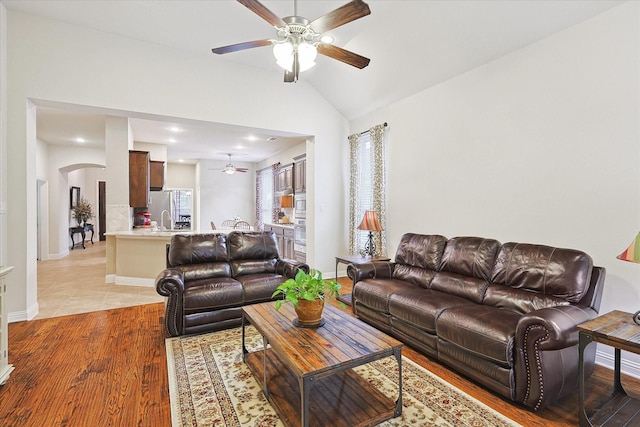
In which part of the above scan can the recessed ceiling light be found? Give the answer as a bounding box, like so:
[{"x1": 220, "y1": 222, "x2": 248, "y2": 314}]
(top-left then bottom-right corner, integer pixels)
[
  {"x1": 246, "y1": 135, "x2": 258, "y2": 141},
  {"x1": 178, "y1": 159, "x2": 184, "y2": 163},
  {"x1": 75, "y1": 137, "x2": 86, "y2": 143},
  {"x1": 169, "y1": 126, "x2": 181, "y2": 132},
  {"x1": 168, "y1": 138, "x2": 176, "y2": 143}
]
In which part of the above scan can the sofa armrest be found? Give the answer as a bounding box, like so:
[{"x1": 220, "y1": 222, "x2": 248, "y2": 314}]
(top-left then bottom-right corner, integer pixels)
[
  {"x1": 348, "y1": 261, "x2": 395, "y2": 283},
  {"x1": 275, "y1": 259, "x2": 309, "y2": 278},
  {"x1": 155, "y1": 268, "x2": 186, "y2": 337},
  {"x1": 515, "y1": 304, "x2": 598, "y2": 411}
]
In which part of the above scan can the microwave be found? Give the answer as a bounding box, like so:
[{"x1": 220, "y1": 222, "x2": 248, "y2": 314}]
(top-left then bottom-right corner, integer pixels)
[{"x1": 294, "y1": 194, "x2": 306, "y2": 218}]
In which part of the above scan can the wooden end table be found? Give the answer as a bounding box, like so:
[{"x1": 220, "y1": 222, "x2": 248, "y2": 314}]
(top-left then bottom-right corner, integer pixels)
[
  {"x1": 242, "y1": 302, "x2": 403, "y2": 427},
  {"x1": 578, "y1": 310, "x2": 640, "y2": 426},
  {"x1": 335, "y1": 254, "x2": 390, "y2": 280}
]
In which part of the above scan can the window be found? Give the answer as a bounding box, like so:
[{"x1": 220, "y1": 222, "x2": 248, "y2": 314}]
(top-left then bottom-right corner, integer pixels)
[
  {"x1": 256, "y1": 167, "x2": 274, "y2": 230},
  {"x1": 349, "y1": 123, "x2": 387, "y2": 256}
]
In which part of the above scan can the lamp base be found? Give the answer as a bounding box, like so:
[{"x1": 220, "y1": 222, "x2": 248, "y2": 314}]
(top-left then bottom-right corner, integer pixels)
[
  {"x1": 634, "y1": 311, "x2": 640, "y2": 325},
  {"x1": 363, "y1": 231, "x2": 376, "y2": 257}
]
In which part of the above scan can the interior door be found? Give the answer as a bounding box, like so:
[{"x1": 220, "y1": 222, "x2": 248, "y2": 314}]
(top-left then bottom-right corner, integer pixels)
[{"x1": 99, "y1": 181, "x2": 106, "y2": 241}]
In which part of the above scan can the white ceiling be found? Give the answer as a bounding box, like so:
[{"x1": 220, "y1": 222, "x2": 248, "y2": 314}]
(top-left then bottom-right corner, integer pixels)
[{"x1": 5, "y1": 0, "x2": 624, "y2": 163}]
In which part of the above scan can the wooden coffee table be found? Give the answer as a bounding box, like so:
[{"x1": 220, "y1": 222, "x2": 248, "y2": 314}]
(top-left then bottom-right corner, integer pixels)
[{"x1": 242, "y1": 302, "x2": 403, "y2": 427}]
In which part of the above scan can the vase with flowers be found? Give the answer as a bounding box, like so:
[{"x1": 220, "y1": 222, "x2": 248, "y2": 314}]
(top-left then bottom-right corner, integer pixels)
[{"x1": 72, "y1": 196, "x2": 95, "y2": 227}]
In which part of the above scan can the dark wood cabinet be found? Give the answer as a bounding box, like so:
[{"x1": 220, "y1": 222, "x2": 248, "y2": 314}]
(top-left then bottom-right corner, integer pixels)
[
  {"x1": 150, "y1": 160, "x2": 164, "y2": 191},
  {"x1": 264, "y1": 224, "x2": 294, "y2": 259},
  {"x1": 294, "y1": 154, "x2": 306, "y2": 193},
  {"x1": 129, "y1": 150, "x2": 150, "y2": 208},
  {"x1": 275, "y1": 163, "x2": 294, "y2": 193}
]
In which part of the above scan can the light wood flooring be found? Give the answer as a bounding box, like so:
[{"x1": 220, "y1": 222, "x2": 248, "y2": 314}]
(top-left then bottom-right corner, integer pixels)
[{"x1": 2, "y1": 246, "x2": 639, "y2": 426}]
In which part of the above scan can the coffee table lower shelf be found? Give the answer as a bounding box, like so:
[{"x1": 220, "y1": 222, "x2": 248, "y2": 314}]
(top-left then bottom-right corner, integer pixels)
[{"x1": 245, "y1": 349, "x2": 397, "y2": 427}]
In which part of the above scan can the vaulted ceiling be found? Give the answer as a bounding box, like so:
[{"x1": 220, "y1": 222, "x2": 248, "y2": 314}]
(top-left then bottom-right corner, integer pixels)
[{"x1": 3, "y1": 0, "x2": 623, "y2": 162}]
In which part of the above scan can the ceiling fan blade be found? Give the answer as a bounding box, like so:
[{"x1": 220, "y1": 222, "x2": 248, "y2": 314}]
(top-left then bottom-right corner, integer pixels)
[
  {"x1": 237, "y1": 0, "x2": 286, "y2": 28},
  {"x1": 235, "y1": 168, "x2": 249, "y2": 172},
  {"x1": 212, "y1": 39, "x2": 272, "y2": 55},
  {"x1": 309, "y1": 0, "x2": 371, "y2": 33},
  {"x1": 317, "y1": 44, "x2": 370, "y2": 69}
]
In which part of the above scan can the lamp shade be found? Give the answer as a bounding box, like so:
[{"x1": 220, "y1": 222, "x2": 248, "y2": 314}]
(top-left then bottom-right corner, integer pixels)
[
  {"x1": 618, "y1": 231, "x2": 640, "y2": 263},
  {"x1": 280, "y1": 195, "x2": 293, "y2": 208},
  {"x1": 357, "y1": 210, "x2": 383, "y2": 232}
]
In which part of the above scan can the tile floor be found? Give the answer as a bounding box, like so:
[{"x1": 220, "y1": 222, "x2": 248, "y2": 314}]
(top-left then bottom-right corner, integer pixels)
[{"x1": 36, "y1": 240, "x2": 164, "y2": 319}]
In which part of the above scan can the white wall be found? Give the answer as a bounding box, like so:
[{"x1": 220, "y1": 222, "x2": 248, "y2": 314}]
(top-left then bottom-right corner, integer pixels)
[
  {"x1": 199, "y1": 158, "x2": 255, "y2": 227},
  {"x1": 5, "y1": 9, "x2": 347, "y2": 319},
  {"x1": 351, "y1": 2, "x2": 640, "y2": 371}
]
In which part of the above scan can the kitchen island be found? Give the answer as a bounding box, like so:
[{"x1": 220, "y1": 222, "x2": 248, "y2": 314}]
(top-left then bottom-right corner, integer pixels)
[{"x1": 106, "y1": 229, "x2": 220, "y2": 287}]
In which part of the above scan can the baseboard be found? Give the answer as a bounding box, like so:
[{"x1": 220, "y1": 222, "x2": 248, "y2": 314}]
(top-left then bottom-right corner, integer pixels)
[
  {"x1": 46, "y1": 250, "x2": 69, "y2": 260},
  {"x1": 595, "y1": 348, "x2": 640, "y2": 379},
  {"x1": 8, "y1": 302, "x2": 39, "y2": 323},
  {"x1": 113, "y1": 276, "x2": 155, "y2": 287},
  {"x1": 105, "y1": 274, "x2": 116, "y2": 284}
]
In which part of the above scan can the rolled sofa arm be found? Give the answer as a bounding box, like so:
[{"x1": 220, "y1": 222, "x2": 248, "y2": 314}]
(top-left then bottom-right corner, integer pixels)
[
  {"x1": 155, "y1": 268, "x2": 186, "y2": 337},
  {"x1": 275, "y1": 259, "x2": 309, "y2": 278},
  {"x1": 515, "y1": 304, "x2": 598, "y2": 411},
  {"x1": 348, "y1": 261, "x2": 395, "y2": 283}
]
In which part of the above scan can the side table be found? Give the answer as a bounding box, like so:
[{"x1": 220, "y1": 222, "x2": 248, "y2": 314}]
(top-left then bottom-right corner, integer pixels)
[
  {"x1": 69, "y1": 223, "x2": 95, "y2": 250},
  {"x1": 335, "y1": 254, "x2": 390, "y2": 280},
  {"x1": 578, "y1": 310, "x2": 640, "y2": 426}
]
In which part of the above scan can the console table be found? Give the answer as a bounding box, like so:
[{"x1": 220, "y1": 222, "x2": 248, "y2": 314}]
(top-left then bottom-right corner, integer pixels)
[
  {"x1": 69, "y1": 223, "x2": 94, "y2": 249},
  {"x1": 578, "y1": 310, "x2": 640, "y2": 426}
]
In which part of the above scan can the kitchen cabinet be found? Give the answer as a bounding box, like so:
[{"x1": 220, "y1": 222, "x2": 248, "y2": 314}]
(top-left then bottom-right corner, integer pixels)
[
  {"x1": 129, "y1": 150, "x2": 150, "y2": 208},
  {"x1": 275, "y1": 163, "x2": 293, "y2": 193},
  {"x1": 264, "y1": 224, "x2": 295, "y2": 259},
  {"x1": 294, "y1": 154, "x2": 306, "y2": 193},
  {"x1": 150, "y1": 160, "x2": 164, "y2": 191}
]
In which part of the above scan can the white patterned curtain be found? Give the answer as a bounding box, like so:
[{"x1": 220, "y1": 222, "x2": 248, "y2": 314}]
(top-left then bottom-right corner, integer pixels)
[
  {"x1": 255, "y1": 165, "x2": 275, "y2": 231},
  {"x1": 348, "y1": 123, "x2": 387, "y2": 256}
]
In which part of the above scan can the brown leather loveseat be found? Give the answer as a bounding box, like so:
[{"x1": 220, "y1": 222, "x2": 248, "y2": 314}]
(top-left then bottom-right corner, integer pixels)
[
  {"x1": 348, "y1": 233, "x2": 605, "y2": 411},
  {"x1": 155, "y1": 231, "x2": 309, "y2": 336}
]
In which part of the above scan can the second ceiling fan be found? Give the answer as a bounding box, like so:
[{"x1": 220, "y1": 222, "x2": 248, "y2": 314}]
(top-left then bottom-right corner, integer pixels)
[{"x1": 212, "y1": 0, "x2": 371, "y2": 83}]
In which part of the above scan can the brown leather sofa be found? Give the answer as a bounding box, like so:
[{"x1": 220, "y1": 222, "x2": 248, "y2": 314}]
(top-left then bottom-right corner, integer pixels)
[
  {"x1": 348, "y1": 233, "x2": 605, "y2": 411},
  {"x1": 155, "y1": 231, "x2": 309, "y2": 336}
]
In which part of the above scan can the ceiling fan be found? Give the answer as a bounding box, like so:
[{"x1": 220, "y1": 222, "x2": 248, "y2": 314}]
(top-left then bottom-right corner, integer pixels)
[
  {"x1": 212, "y1": 0, "x2": 371, "y2": 83},
  {"x1": 212, "y1": 154, "x2": 249, "y2": 175}
]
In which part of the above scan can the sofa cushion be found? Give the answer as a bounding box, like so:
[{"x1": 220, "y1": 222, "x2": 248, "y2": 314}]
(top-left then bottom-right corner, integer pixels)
[
  {"x1": 235, "y1": 273, "x2": 287, "y2": 303},
  {"x1": 439, "y1": 237, "x2": 501, "y2": 280},
  {"x1": 483, "y1": 284, "x2": 569, "y2": 314},
  {"x1": 437, "y1": 305, "x2": 520, "y2": 367},
  {"x1": 491, "y1": 242, "x2": 593, "y2": 303},
  {"x1": 231, "y1": 259, "x2": 277, "y2": 277},
  {"x1": 184, "y1": 277, "x2": 243, "y2": 314},
  {"x1": 168, "y1": 234, "x2": 228, "y2": 266},
  {"x1": 393, "y1": 234, "x2": 447, "y2": 287},
  {"x1": 178, "y1": 262, "x2": 232, "y2": 281},
  {"x1": 353, "y1": 278, "x2": 419, "y2": 313},
  {"x1": 389, "y1": 288, "x2": 474, "y2": 334},
  {"x1": 227, "y1": 231, "x2": 279, "y2": 260}
]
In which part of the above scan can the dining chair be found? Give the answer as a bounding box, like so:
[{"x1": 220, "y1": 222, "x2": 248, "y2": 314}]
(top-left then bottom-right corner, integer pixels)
[
  {"x1": 233, "y1": 220, "x2": 251, "y2": 230},
  {"x1": 221, "y1": 219, "x2": 235, "y2": 228},
  {"x1": 210, "y1": 221, "x2": 216, "y2": 230}
]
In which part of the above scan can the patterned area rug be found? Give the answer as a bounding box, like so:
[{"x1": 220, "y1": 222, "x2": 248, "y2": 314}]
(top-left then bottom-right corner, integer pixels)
[{"x1": 166, "y1": 326, "x2": 521, "y2": 427}]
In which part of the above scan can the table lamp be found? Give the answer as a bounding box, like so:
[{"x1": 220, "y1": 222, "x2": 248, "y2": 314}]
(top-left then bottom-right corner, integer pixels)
[
  {"x1": 357, "y1": 210, "x2": 383, "y2": 257},
  {"x1": 617, "y1": 231, "x2": 640, "y2": 324}
]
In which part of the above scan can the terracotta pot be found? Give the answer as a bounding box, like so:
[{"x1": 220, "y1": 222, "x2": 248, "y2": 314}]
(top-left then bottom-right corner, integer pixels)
[{"x1": 294, "y1": 298, "x2": 325, "y2": 327}]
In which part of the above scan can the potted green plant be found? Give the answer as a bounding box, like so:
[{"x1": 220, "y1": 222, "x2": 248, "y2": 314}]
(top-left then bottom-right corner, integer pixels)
[
  {"x1": 272, "y1": 268, "x2": 345, "y2": 327},
  {"x1": 72, "y1": 196, "x2": 94, "y2": 227}
]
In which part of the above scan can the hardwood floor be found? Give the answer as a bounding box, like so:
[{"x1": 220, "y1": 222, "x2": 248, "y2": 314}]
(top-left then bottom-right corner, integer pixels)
[{"x1": 2, "y1": 266, "x2": 639, "y2": 425}]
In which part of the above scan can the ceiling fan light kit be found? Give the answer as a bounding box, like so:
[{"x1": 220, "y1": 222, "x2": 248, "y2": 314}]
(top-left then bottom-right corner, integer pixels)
[{"x1": 212, "y1": 0, "x2": 371, "y2": 83}]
